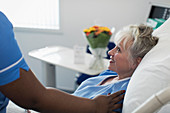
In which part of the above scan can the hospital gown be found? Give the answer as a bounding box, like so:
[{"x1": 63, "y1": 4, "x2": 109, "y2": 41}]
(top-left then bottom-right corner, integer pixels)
[{"x1": 73, "y1": 70, "x2": 130, "y2": 112}]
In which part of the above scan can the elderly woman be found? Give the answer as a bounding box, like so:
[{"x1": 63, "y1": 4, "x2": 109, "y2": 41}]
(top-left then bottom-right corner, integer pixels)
[{"x1": 73, "y1": 24, "x2": 159, "y2": 112}]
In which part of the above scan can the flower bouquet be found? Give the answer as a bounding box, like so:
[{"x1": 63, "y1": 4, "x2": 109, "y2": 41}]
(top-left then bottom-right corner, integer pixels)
[{"x1": 83, "y1": 25, "x2": 112, "y2": 70}]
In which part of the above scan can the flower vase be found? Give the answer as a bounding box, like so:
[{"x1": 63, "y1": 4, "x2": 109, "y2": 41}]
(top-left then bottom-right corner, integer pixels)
[
  {"x1": 88, "y1": 47, "x2": 107, "y2": 70},
  {"x1": 83, "y1": 25, "x2": 113, "y2": 70}
]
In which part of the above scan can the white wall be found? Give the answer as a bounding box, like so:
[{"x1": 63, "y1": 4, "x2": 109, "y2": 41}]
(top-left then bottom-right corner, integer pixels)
[{"x1": 14, "y1": 0, "x2": 170, "y2": 90}]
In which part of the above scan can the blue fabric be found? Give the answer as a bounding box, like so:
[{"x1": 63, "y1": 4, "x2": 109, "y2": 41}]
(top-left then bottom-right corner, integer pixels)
[
  {"x1": 0, "y1": 11, "x2": 29, "y2": 113},
  {"x1": 76, "y1": 73, "x2": 98, "y2": 85},
  {"x1": 73, "y1": 70, "x2": 130, "y2": 113},
  {"x1": 99, "y1": 69, "x2": 117, "y2": 76},
  {"x1": 76, "y1": 69, "x2": 117, "y2": 85},
  {"x1": 0, "y1": 92, "x2": 9, "y2": 113}
]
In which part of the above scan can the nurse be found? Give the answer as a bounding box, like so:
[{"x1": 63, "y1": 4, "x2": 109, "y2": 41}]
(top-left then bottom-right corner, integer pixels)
[{"x1": 0, "y1": 11, "x2": 124, "y2": 113}]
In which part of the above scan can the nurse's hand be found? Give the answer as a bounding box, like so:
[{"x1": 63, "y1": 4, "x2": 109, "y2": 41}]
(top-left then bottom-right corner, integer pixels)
[{"x1": 93, "y1": 90, "x2": 125, "y2": 113}]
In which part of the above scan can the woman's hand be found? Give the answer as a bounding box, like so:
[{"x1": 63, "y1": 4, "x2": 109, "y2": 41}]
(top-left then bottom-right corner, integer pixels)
[{"x1": 93, "y1": 90, "x2": 125, "y2": 113}]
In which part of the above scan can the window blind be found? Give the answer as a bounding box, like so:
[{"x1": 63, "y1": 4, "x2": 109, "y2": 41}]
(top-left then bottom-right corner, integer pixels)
[{"x1": 0, "y1": 0, "x2": 60, "y2": 30}]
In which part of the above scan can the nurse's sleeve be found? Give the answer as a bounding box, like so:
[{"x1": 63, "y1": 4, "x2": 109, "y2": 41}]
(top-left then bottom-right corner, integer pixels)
[{"x1": 0, "y1": 11, "x2": 29, "y2": 86}]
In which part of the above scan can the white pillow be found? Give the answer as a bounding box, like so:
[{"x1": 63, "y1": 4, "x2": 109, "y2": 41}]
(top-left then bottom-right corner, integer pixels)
[{"x1": 122, "y1": 18, "x2": 170, "y2": 113}]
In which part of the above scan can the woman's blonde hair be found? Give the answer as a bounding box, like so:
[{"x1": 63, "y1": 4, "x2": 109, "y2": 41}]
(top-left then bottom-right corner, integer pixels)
[{"x1": 114, "y1": 24, "x2": 159, "y2": 65}]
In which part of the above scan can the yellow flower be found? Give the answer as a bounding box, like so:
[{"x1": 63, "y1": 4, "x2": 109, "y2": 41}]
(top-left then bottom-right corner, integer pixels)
[
  {"x1": 83, "y1": 29, "x2": 90, "y2": 32},
  {"x1": 89, "y1": 27, "x2": 96, "y2": 32},
  {"x1": 84, "y1": 25, "x2": 112, "y2": 36}
]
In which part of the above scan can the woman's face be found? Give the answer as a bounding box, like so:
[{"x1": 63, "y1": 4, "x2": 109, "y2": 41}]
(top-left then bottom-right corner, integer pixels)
[{"x1": 108, "y1": 40, "x2": 135, "y2": 76}]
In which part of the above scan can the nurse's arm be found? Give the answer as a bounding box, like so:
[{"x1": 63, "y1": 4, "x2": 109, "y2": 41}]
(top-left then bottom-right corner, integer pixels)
[{"x1": 0, "y1": 69, "x2": 124, "y2": 113}]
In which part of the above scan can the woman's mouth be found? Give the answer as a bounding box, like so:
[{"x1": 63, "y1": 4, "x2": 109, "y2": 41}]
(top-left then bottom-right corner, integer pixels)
[{"x1": 110, "y1": 59, "x2": 115, "y2": 63}]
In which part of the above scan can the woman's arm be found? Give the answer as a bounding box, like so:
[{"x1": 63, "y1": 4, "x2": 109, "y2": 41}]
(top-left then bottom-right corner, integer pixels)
[{"x1": 0, "y1": 69, "x2": 124, "y2": 113}]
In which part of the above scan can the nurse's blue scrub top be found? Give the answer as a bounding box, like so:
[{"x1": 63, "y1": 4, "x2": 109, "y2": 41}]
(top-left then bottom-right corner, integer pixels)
[{"x1": 0, "y1": 11, "x2": 29, "y2": 113}]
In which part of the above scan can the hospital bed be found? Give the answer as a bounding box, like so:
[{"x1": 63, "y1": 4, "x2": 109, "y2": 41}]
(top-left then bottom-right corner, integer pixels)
[{"x1": 133, "y1": 87, "x2": 170, "y2": 113}]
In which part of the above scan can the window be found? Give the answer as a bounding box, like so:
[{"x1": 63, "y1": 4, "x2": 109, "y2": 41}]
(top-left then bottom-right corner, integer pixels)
[{"x1": 0, "y1": 0, "x2": 60, "y2": 31}]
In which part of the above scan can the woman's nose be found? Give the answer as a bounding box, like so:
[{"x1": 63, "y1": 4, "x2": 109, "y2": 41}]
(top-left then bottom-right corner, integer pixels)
[{"x1": 108, "y1": 48, "x2": 116, "y2": 56}]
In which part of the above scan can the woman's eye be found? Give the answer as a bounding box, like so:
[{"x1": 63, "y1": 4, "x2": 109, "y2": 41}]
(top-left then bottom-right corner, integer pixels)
[{"x1": 117, "y1": 47, "x2": 121, "y2": 52}]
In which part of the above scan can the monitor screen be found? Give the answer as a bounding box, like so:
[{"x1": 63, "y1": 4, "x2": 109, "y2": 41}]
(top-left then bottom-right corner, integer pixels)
[{"x1": 148, "y1": 5, "x2": 170, "y2": 20}]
